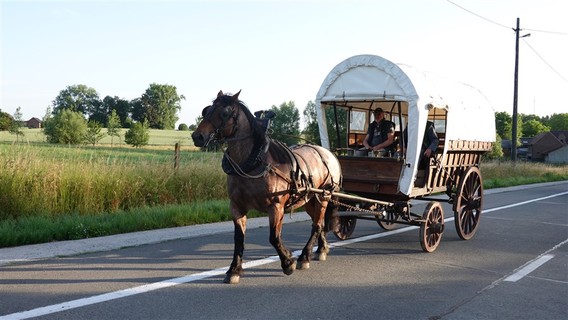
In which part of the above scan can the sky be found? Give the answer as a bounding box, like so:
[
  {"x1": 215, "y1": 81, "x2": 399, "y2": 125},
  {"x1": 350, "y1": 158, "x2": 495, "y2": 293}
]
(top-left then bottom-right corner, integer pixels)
[{"x1": 1, "y1": 0, "x2": 567, "y2": 128}]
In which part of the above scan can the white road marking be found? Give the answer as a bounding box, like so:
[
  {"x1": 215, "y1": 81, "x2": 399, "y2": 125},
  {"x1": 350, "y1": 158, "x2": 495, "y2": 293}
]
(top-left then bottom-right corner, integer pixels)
[
  {"x1": 1, "y1": 191, "x2": 567, "y2": 320},
  {"x1": 504, "y1": 254, "x2": 555, "y2": 282}
]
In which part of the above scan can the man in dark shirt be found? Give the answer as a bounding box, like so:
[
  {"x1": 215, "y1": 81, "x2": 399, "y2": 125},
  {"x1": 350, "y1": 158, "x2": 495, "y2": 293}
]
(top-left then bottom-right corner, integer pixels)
[
  {"x1": 403, "y1": 120, "x2": 439, "y2": 167},
  {"x1": 362, "y1": 108, "x2": 396, "y2": 154}
]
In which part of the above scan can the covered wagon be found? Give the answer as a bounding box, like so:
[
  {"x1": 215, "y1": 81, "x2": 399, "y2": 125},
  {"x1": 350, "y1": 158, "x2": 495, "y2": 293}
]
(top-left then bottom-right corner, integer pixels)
[{"x1": 315, "y1": 54, "x2": 496, "y2": 252}]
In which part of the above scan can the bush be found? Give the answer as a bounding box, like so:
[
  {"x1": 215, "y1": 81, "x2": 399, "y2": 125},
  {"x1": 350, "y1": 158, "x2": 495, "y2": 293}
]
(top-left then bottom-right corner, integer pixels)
[
  {"x1": 124, "y1": 121, "x2": 150, "y2": 147},
  {"x1": 178, "y1": 123, "x2": 189, "y2": 131},
  {"x1": 43, "y1": 109, "x2": 88, "y2": 144}
]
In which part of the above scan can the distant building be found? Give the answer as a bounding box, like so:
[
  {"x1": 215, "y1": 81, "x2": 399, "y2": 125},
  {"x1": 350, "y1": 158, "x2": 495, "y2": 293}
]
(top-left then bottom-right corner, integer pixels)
[
  {"x1": 529, "y1": 131, "x2": 568, "y2": 163},
  {"x1": 24, "y1": 117, "x2": 42, "y2": 129},
  {"x1": 501, "y1": 132, "x2": 568, "y2": 163},
  {"x1": 547, "y1": 145, "x2": 568, "y2": 164}
]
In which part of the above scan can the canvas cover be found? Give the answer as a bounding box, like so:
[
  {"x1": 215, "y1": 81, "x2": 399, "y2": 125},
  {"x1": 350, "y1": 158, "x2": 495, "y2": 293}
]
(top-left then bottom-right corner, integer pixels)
[{"x1": 315, "y1": 54, "x2": 495, "y2": 195}]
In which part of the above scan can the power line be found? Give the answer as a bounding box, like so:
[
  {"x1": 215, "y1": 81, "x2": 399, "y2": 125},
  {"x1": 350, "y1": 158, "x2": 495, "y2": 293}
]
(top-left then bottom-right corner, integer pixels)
[
  {"x1": 445, "y1": 0, "x2": 568, "y2": 35},
  {"x1": 445, "y1": 0, "x2": 509, "y2": 29},
  {"x1": 522, "y1": 38, "x2": 568, "y2": 82},
  {"x1": 523, "y1": 28, "x2": 568, "y2": 36}
]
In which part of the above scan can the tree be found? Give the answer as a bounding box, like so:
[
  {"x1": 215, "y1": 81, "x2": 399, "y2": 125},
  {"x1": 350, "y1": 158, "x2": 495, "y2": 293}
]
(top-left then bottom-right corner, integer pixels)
[
  {"x1": 494, "y1": 111, "x2": 522, "y2": 145},
  {"x1": 269, "y1": 101, "x2": 300, "y2": 145},
  {"x1": 547, "y1": 113, "x2": 568, "y2": 131},
  {"x1": 52, "y1": 85, "x2": 102, "y2": 119},
  {"x1": 85, "y1": 121, "x2": 106, "y2": 146},
  {"x1": 178, "y1": 123, "x2": 189, "y2": 131},
  {"x1": 302, "y1": 101, "x2": 320, "y2": 144},
  {"x1": 0, "y1": 109, "x2": 13, "y2": 131},
  {"x1": 485, "y1": 134, "x2": 504, "y2": 160},
  {"x1": 43, "y1": 109, "x2": 88, "y2": 144},
  {"x1": 102, "y1": 96, "x2": 131, "y2": 127},
  {"x1": 495, "y1": 111, "x2": 512, "y2": 140},
  {"x1": 107, "y1": 109, "x2": 122, "y2": 146},
  {"x1": 132, "y1": 84, "x2": 185, "y2": 129},
  {"x1": 9, "y1": 107, "x2": 24, "y2": 142},
  {"x1": 522, "y1": 119, "x2": 550, "y2": 137},
  {"x1": 124, "y1": 121, "x2": 150, "y2": 148},
  {"x1": 301, "y1": 101, "x2": 348, "y2": 150}
]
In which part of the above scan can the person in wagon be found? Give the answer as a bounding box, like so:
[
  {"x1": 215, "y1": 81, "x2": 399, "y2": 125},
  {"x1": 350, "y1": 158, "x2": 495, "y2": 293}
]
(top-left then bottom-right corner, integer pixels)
[
  {"x1": 362, "y1": 108, "x2": 396, "y2": 155},
  {"x1": 403, "y1": 120, "x2": 439, "y2": 167}
]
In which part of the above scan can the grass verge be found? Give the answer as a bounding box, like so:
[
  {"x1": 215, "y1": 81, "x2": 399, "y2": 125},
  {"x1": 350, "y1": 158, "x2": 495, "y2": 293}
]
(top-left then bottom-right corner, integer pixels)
[{"x1": 0, "y1": 158, "x2": 566, "y2": 248}]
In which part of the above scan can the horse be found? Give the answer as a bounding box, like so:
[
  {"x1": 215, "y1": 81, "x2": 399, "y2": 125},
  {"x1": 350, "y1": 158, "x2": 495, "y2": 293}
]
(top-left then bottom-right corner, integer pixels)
[{"x1": 191, "y1": 90, "x2": 342, "y2": 284}]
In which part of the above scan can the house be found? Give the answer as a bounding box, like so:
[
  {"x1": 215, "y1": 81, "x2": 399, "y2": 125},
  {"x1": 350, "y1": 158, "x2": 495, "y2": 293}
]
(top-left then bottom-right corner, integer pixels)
[
  {"x1": 547, "y1": 145, "x2": 568, "y2": 164},
  {"x1": 24, "y1": 117, "x2": 42, "y2": 129},
  {"x1": 529, "y1": 131, "x2": 568, "y2": 163}
]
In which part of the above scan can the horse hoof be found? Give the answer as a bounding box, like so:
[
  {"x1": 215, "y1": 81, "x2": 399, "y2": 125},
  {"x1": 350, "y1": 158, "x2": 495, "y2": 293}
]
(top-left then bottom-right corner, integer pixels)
[
  {"x1": 283, "y1": 261, "x2": 296, "y2": 275},
  {"x1": 317, "y1": 252, "x2": 327, "y2": 261},
  {"x1": 297, "y1": 261, "x2": 310, "y2": 270},
  {"x1": 224, "y1": 274, "x2": 240, "y2": 284}
]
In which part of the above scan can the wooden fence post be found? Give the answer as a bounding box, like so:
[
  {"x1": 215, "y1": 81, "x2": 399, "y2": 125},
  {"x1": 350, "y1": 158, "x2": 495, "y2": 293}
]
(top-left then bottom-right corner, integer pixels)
[{"x1": 174, "y1": 142, "x2": 180, "y2": 170}]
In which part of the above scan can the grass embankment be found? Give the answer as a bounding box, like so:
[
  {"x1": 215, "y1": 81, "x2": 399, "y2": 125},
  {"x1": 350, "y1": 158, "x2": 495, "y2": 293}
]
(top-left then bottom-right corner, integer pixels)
[
  {"x1": 481, "y1": 161, "x2": 568, "y2": 188},
  {"x1": 0, "y1": 136, "x2": 567, "y2": 248},
  {"x1": 0, "y1": 141, "x2": 243, "y2": 247}
]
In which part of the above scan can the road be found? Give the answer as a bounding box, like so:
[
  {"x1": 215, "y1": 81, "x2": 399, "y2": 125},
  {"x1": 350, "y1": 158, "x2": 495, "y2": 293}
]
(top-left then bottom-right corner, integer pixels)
[{"x1": 1, "y1": 182, "x2": 567, "y2": 320}]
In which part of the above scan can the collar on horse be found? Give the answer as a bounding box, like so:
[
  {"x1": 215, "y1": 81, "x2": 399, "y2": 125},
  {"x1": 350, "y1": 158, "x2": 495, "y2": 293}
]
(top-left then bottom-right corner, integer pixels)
[
  {"x1": 222, "y1": 136, "x2": 270, "y2": 177},
  {"x1": 221, "y1": 111, "x2": 275, "y2": 177}
]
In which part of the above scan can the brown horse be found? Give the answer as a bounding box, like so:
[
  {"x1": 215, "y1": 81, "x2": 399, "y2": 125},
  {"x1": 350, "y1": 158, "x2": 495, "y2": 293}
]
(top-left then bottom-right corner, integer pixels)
[{"x1": 191, "y1": 90, "x2": 342, "y2": 284}]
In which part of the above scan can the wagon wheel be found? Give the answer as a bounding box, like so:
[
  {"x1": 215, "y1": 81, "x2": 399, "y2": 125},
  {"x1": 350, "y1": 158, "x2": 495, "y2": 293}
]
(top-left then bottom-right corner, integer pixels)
[
  {"x1": 376, "y1": 210, "x2": 399, "y2": 230},
  {"x1": 419, "y1": 201, "x2": 444, "y2": 253},
  {"x1": 334, "y1": 216, "x2": 357, "y2": 240},
  {"x1": 332, "y1": 205, "x2": 357, "y2": 241},
  {"x1": 453, "y1": 166, "x2": 483, "y2": 240}
]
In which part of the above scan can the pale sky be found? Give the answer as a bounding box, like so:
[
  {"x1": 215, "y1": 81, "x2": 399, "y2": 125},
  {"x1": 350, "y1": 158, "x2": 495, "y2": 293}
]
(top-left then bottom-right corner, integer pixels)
[{"x1": 1, "y1": 0, "x2": 567, "y2": 127}]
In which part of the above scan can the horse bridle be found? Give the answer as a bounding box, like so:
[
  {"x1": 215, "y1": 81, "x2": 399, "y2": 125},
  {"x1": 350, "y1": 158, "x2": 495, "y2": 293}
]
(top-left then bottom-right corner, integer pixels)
[{"x1": 201, "y1": 102, "x2": 240, "y2": 147}]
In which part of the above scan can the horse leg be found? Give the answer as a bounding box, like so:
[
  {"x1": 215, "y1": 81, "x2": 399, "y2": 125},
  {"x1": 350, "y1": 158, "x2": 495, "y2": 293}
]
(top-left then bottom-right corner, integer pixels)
[
  {"x1": 224, "y1": 213, "x2": 247, "y2": 284},
  {"x1": 315, "y1": 227, "x2": 330, "y2": 261},
  {"x1": 316, "y1": 200, "x2": 334, "y2": 261},
  {"x1": 268, "y1": 204, "x2": 296, "y2": 276},
  {"x1": 297, "y1": 198, "x2": 325, "y2": 270}
]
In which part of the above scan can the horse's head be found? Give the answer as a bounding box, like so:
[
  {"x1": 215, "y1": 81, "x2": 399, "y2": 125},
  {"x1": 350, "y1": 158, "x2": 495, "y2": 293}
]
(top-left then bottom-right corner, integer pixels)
[{"x1": 192, "y1": 90, "x2": 241, "y2": 147}]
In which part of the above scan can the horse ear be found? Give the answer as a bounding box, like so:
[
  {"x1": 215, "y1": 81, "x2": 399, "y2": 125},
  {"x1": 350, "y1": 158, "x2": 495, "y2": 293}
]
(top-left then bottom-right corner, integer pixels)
[
  {"x1": 232, "y1": 90, "x2": 241, "y2": 101},
  {"x1": 217, "y1": 90, "x2": 224, "y2": 98}
]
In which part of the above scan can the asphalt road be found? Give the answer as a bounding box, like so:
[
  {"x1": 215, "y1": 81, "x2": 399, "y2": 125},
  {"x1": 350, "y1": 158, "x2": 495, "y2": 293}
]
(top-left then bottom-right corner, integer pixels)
[{"x1": 1, "y1": 181, "x2": 567, "y2": 320}]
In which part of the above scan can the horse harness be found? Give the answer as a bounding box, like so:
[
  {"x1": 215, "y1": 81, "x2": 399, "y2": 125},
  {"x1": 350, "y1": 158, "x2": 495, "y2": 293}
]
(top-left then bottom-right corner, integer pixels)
[{"x1": 221, "y1": 113, "x2": 336, "y2": 208}]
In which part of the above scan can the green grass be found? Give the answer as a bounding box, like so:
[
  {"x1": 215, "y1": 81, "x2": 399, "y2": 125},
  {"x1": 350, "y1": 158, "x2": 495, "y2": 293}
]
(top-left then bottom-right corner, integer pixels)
[
  {"x1": 0, "y1": 143, "x2": 226, "y2": 220},
  {"x1": 0, "y1": 200, "x2": 267, "y2": 247},
  {"x1": 0, "y1": 134, "x2": 567, "y2": 248},
  {"x1": 481, "y1": 160, "x2": 568, "y2": 188},
  {"x1": 0, "y1": 128, "x2": 194, "y2": 147}
]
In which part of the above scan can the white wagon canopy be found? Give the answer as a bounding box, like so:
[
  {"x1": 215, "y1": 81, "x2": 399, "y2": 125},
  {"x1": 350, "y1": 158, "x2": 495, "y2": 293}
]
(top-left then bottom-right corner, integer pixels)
[{"x1": 316, "y1": 54, "x2": 495, "y2": 196}]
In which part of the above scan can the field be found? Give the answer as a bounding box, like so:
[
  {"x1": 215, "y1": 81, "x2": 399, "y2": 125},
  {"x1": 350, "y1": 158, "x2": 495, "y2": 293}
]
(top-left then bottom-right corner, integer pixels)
[
  {"x1": 0, "y1": 128, "x2": 567, "y2": 247},
  {"x1": 0, "y1": 128, "x2": 196, "y2": 148},
  {"x1": 0, "y1": 128, "x2": 227, "y2": 221}
]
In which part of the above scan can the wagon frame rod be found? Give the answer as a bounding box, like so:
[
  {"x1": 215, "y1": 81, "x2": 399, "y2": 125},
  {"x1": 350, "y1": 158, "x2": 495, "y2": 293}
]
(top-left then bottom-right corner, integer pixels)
[
  {"x1": 301, "y1": 186, "x2": 429, "y2": 223},
  {"x1": 300, "y1": 187, "x2": 393, "y2": 207}
]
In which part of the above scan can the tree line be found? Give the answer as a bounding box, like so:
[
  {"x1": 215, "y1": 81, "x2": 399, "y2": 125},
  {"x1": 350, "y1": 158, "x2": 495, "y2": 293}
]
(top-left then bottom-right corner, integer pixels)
[{"x1": 1, "y1": 82, "x2": 567, "y2": 154}]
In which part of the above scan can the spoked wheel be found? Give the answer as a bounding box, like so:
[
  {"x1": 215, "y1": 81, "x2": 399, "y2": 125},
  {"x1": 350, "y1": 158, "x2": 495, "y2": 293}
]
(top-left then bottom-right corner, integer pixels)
[
  {"x1": 376, "y1": 210, "x2": 399, "y2": 230},
  {"x1": 453, "y1": 166, "x2": 483, "y2": 240},
  {"x1": 334, "y1": 216, "x2": 357, "y2": 240},
  {"x1": 419, "y1": 201, "x2": 445, "y2": 253},
  {"x1": 331, "y1": 204, "x2": 357, "y2": 240}
]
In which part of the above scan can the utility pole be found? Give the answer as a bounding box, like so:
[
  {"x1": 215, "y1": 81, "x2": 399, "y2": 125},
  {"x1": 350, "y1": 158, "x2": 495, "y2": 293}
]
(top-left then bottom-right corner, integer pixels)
[{"x1": 512, "y1": 17, "x2": 530, "y2": 162}]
